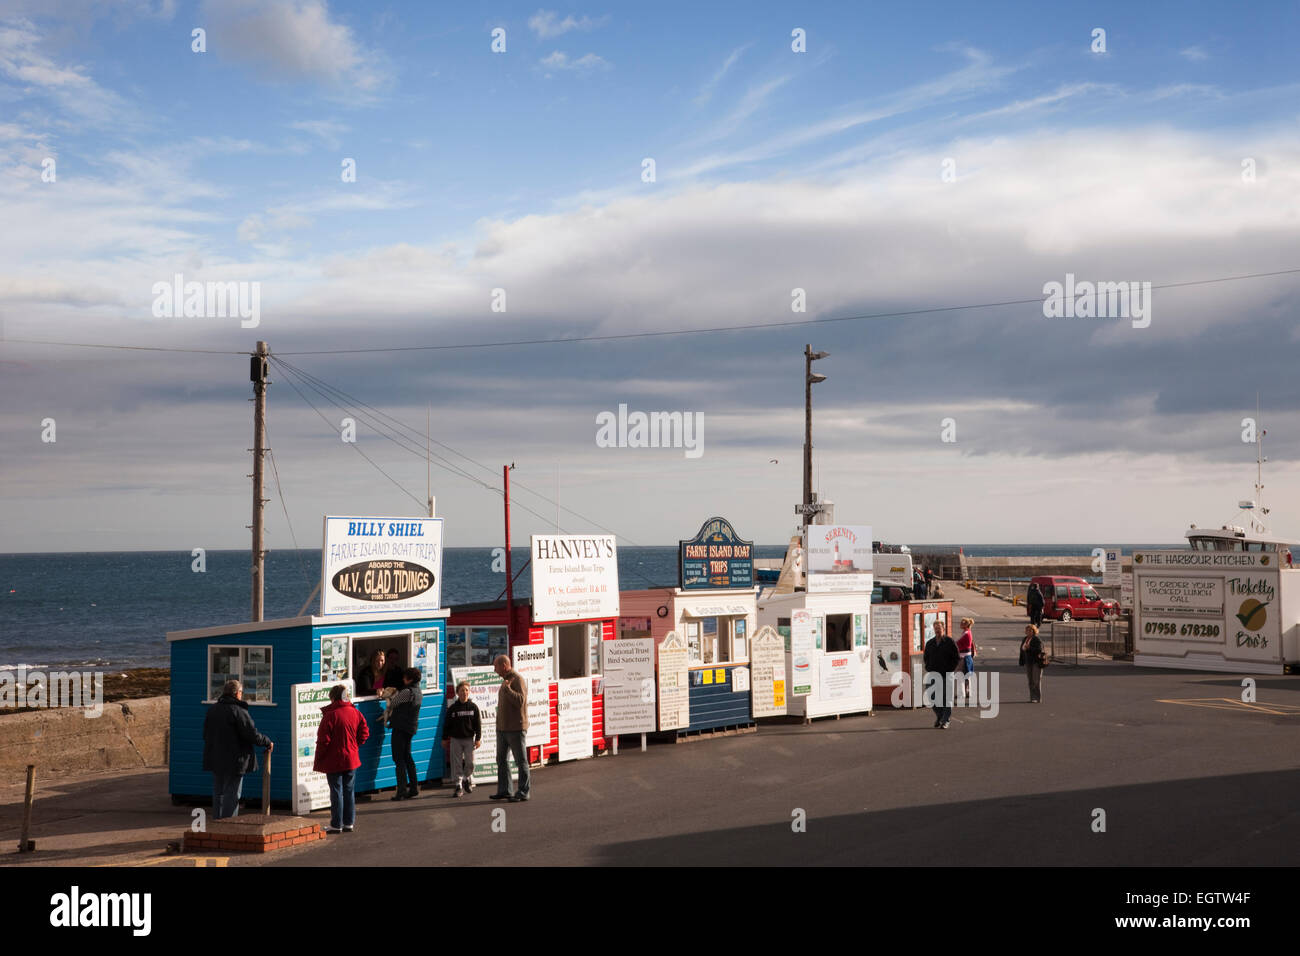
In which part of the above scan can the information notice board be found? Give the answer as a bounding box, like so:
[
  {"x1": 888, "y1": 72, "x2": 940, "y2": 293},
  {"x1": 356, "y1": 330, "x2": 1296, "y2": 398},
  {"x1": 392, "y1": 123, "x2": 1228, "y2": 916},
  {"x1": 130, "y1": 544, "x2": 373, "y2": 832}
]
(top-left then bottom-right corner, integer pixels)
[
  {"x1": 556, "y1": 677, "x2": 594, "y2": 761},
  {"x1": 657, "y1": 631, "x2": 690, "y2": 730},
  {"x1": 600, "y1": 638, "x2": 656, "y2": 735},
  {"x1": 749, "y1": 625, "x2": 787, "y2": 717}
]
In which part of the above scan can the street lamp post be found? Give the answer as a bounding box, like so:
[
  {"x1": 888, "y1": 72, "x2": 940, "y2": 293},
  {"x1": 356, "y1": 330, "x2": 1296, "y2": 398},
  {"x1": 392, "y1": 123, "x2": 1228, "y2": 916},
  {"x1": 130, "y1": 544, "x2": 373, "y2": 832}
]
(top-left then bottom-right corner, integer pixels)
[{"x1": 803, "y1": 344, "x2": 829, "y2": 532}]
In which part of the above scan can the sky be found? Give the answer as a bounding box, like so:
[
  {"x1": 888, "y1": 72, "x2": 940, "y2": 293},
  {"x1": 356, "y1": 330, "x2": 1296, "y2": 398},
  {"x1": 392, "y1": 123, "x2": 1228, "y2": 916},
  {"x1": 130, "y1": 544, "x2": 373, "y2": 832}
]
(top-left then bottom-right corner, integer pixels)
[{"x1": 2, "y1": 0, "x2": 1299, "y2": 552}]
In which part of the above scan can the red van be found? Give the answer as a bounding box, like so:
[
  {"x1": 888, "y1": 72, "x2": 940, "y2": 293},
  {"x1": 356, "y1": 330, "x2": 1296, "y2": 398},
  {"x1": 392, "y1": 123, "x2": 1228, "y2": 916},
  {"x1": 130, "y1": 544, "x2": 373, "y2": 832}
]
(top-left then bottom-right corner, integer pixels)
[{"x1": 1030, "y1": 576, "x2": 1118, "y2": 621}]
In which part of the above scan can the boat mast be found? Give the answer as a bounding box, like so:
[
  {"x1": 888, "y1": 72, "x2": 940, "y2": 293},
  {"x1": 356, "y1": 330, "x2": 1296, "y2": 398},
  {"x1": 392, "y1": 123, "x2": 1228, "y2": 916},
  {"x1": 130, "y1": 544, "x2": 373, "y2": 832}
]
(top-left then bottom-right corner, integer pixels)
[{"x1": 1254, "y1": 394, "x2": 1269, "y2": 535}]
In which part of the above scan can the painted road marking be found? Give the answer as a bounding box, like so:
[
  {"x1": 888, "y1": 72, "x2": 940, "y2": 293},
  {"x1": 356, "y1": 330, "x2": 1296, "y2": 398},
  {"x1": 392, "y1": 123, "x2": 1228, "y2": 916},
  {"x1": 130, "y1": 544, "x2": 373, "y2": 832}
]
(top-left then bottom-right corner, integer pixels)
[
  {"x1": 1157, "y1": 697, "x2": 1300, "y2": 717},
  {"x1": 95, "y1": 855, "x2": 230, "y2": 867}
]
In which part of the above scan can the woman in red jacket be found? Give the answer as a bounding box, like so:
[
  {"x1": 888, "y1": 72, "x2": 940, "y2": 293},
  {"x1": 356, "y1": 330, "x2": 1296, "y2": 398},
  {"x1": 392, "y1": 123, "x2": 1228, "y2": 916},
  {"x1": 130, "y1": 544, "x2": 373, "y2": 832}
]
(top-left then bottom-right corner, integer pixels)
[{"x1": 314, "y1": 684, "x2": 371, "y2": 833}]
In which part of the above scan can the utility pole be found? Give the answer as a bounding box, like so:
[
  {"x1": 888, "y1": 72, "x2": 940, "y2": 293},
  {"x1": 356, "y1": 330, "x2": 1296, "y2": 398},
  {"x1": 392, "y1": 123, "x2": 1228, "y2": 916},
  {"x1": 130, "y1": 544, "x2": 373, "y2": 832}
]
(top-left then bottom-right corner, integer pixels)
[
  {"x1": 802, "y1": 344, "x2": 829, "y2": 532},
  {"x1": 503, "y1": 464, "x2": 516, "y2": 646},
  {"x1": 250, "y1": 341, "x2": 269, "y2": 622}
]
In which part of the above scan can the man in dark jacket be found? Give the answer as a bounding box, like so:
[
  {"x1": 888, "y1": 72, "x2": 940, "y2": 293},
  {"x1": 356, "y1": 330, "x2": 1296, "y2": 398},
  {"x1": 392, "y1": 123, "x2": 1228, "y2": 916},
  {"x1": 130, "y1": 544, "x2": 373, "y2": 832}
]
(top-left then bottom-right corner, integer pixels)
[
  {"x1": 386, "y1": 668, "x2": 422, "y2": 801},
  {"x1": 1027, "y1": 582, "x2": 1045, "y2": 626},
  {"x1": 202, "y1": 679, "x2": 274, "y2": 818},
  {"x1": 314, "y1": 684, "x2": 370, "y2": 832},
  {"x1": 922, "y1": 620, "x2": 960, "y2": 729}
]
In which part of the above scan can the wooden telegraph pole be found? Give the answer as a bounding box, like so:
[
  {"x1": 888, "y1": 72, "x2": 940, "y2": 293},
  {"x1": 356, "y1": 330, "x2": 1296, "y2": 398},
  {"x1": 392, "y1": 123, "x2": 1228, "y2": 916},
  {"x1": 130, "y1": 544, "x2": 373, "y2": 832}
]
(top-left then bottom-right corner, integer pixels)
[{"x1": 250, "y1": 341, "x2": 269, "y2": 622}]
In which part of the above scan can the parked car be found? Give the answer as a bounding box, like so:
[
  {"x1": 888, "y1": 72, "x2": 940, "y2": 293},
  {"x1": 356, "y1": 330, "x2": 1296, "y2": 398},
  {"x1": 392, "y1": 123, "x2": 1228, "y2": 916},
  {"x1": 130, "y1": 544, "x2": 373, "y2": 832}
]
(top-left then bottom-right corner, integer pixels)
[
  {"x1": 871, "y1": 583, "x2": 913, "y2": 604},
  {"x1": 1030, "y1": 575, "x2": 1118, "y2": 621}
]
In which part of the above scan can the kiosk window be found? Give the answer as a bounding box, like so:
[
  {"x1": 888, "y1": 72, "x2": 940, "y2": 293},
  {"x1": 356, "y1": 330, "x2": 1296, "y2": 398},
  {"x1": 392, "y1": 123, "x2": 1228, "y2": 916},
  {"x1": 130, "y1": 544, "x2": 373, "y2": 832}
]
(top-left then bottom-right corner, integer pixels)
[
  {"x1": 445, "y1": 627, "x2": 469, "y2": 669},
  {"x1": 702, "y1": 617, "x2": 720, "y2": 664},
  {"x1": 734, "y1": 618, "x2": 748, "y2": 661},
  {"x1": 351, "y1": 634, "x2": 414, "y2": 697},
  {"x1": 558, "y1": 623, "x2": 594, "y2": 679},
  {"x1": 777, "y1": 619, "x2": 791, "y2": 652},
  {"x1": 588, "y1": 621, "x2": 603, "y2": 675},
  {"x1": 208, "y1": 646, "x2": 273, "y2": 703},
  {"x1": 825, "y1": 613, "x2": 852, "y2": 653},
  {"x1": 685, "y1": 621, "x2": 702, "y2": 664}
]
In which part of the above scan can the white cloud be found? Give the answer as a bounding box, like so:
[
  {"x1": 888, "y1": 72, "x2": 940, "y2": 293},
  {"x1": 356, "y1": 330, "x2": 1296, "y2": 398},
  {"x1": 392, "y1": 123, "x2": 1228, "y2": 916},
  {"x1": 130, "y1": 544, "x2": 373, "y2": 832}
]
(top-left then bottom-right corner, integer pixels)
[
  {"x1": 1180, "y1": 46, "x2": 1209, "y2": 62},
  {"x1": 694, "y1": 44, "x2": 748, "y2": 106},
  {"x1": 201, "y1": 0, "x2": 388, "y2": 93},
  {"x1": 528, "y1": 10, "x2": 607, "y2": 38},
  {"x1": 540, "y1": 50, "x2": 610, "y2": 72},
  {"x1": 290, "y1": 118, "x2": 349, "y2": 149},
  {"x1": 0, "y1": 19, "x2": 131, "y2": 125}
]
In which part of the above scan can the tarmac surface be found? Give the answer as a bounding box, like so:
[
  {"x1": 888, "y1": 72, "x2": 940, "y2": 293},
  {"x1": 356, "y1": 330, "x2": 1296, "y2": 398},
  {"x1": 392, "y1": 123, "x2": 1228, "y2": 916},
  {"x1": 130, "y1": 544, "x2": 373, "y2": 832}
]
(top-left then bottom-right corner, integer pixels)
[{"x1": 3, "y1": 587, "x2": 1297, "y2": 867}]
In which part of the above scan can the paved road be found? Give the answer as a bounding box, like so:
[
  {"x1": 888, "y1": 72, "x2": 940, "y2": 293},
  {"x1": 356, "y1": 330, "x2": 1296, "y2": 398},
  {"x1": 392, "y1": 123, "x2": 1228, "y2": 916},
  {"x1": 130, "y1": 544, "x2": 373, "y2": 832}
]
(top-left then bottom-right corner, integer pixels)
[{"x1": 254, "y1": 650, "x2": 1300, "y2": 867}]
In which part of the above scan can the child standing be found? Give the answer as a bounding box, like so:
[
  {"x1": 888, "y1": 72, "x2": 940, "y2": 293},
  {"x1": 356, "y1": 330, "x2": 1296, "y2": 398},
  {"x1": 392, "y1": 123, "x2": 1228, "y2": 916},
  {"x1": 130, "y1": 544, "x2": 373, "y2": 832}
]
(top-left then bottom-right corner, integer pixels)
[{"x1": 442, "y1": 681, "x2": 482, "y2": 797}]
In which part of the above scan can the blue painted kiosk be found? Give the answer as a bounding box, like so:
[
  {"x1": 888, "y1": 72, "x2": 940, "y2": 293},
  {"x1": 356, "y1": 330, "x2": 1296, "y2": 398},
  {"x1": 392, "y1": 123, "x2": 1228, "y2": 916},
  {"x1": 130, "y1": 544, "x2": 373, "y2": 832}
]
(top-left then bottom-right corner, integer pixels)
[
  {"x1": 168, "y1": 515, "x2": 448, "y2": 809},
  {"x1": 167, "y1": 611, "x2": 447, "y2": 805}
]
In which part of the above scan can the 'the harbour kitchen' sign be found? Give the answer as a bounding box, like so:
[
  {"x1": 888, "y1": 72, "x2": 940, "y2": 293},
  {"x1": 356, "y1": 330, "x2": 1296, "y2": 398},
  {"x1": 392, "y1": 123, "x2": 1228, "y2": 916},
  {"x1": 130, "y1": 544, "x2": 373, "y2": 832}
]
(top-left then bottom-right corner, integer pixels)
[
  {"x1": 679, "y1": 516, "x2": 754, "y2": 590},
  {"x1": 531, "y1": 534, "x2": 619, "y2": 623},
  {"x1": 321, "y1": 516, "x2": 444, "y2": 616}
]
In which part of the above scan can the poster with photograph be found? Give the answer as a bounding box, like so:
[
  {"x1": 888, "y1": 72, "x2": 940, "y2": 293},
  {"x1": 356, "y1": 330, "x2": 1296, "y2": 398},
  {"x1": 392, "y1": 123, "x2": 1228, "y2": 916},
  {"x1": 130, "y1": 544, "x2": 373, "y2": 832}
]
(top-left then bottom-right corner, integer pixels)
[
  {"x1": 805, "y1": 525, "x2": 873, "y2": 593},
  {"x1": 871, "y1": 605, "x2": 903, "y2": 686},
  {"x1": 291, "y1": 679, "x2": 355, "y2": 814}
]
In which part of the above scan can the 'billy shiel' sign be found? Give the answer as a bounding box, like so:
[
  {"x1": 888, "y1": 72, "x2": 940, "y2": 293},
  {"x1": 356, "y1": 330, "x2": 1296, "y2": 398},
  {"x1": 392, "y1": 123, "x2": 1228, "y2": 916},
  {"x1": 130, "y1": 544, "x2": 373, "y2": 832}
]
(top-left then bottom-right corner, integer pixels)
[{"x1": 321, "y1": 516, "x2": 444, "y2": 616}]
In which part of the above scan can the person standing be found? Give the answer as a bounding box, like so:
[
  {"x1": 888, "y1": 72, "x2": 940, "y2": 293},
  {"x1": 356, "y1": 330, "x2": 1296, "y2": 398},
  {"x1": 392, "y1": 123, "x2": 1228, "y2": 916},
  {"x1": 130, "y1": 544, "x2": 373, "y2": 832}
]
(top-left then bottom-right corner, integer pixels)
[
  {"x1": 442, "y1": 680, "x2": 482, "y2": 797},
  {"x1": 955, "y1": 617, "x2": 976, "y2": 704},
  {"x1": 923, "y1": 620, "x2": 960, "y2": 729},
  {"x1": 386, "y1": 667, "x2": 423, "y2": 800},
  {"x1": 490, "y1": 654, "x2": 530, "y2": 802},
  {"x1": 314, "y1": 684, "x2": 370, "y2": 833},
  {"x1": 1020, "y1": 624, "x2": 1046, "y2": 702},
  {"x1": 202, "y1": 679, "x2": 274, "y2": 819},
  {"x1": 1026, "y1": 582, "x2": 1045, "y2": 627}
]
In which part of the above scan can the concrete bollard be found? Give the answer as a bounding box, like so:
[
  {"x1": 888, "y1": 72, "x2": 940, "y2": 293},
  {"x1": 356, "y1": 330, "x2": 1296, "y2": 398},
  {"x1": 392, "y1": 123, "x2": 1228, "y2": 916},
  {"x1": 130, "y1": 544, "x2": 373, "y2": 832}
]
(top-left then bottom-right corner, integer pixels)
[{"x1": 19, "y1": 764, "x2": 36, "y2": 852}]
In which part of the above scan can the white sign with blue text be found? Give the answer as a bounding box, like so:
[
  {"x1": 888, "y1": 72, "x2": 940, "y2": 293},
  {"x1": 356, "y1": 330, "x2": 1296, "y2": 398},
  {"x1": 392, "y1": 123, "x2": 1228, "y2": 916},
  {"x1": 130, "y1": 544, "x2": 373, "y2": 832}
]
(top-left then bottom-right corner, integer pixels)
[{"x1": 321, "y1": 516, "x2": 444, "y2": 617}]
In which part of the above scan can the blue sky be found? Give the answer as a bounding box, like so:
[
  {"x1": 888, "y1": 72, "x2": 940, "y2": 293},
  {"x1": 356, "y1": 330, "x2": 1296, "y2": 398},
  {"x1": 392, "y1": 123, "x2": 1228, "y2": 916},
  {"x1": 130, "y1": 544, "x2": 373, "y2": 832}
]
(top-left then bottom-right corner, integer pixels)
[{"x1": 2, "y1": 0, "x2": 1300, "y2": 551}]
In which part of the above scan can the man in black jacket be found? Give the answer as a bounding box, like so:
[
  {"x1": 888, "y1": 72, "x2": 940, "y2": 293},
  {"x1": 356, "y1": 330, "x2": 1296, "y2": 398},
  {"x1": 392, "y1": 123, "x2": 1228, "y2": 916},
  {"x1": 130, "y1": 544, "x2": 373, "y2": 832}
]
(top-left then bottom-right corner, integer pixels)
[
  {"x1": 202, "y1": 679, "x2": 274, "y2": 818},
  {"x1": 923, "y1": 620, "x2": 960, "y2": 729},
  {"x1": 387, "y1": 668, "x2": 423, "y2": 800}
]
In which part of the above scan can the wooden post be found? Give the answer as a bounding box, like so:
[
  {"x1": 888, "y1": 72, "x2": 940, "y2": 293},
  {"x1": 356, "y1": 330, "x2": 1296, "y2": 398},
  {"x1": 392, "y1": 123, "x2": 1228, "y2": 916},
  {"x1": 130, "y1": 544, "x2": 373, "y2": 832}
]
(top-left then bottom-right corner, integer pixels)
[
  {"x1": 640, "y1": 732, "x2": 646, "y2": 752},
  {"x1": 612, "y1": 735, "x2": 619, "y2": 755},
  {"x1": 18, "y1": 764, "x2": 35, "y2": 852},
  {"x1": 250, "y1": 341, "x2": 269, "y2": 623},
  {"x1": 262, "y1": 749, "x2": 272, "y2": 817}
]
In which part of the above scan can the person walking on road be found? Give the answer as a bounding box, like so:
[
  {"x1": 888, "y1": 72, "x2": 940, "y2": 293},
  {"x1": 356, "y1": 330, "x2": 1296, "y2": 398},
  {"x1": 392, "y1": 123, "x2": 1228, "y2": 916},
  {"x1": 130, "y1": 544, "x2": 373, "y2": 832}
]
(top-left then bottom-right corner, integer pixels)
[
  {"x1": 923, "y1": 620, "x2": 960, "y2": 728},
  {"x1": 442, "y1": 680, "x2": 482, "y2": 798},
  {"x1": 314, "y1": 684, "x2": 370, "y2": 833},
  {"x1": 202, "y1": 679, "x2": 274, "y2": 819},
  {"x1": 386, "y1": 668, "x2": 423, "y2": 800},
  {"x1": 490, "y1": 654, "x2": 530, "y2": 802},
  {"x1": 1020, "y1": 624, "x2": 1046, "y2": 703},
  {"x1": 1026, "y1": 582, "x2": 1045, "y2": 627},
  {"x1": 955, "y1": 617, "x2": 976, "y2": 704}
]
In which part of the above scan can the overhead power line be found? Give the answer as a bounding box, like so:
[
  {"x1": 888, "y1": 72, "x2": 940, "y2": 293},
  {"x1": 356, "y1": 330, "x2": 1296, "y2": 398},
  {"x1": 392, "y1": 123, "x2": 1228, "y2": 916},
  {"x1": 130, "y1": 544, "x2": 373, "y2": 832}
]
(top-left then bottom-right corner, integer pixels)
[{"x1": 6, "y1": 265, "x2": 1298, "y2": 358}]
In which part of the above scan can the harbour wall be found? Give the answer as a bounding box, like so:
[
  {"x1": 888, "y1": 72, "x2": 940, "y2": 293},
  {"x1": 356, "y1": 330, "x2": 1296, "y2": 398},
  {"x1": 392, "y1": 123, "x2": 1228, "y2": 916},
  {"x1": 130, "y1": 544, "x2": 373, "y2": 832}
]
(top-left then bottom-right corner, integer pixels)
[{"x1": 0, "y1": 696, "x2": 169, "y2": 776}]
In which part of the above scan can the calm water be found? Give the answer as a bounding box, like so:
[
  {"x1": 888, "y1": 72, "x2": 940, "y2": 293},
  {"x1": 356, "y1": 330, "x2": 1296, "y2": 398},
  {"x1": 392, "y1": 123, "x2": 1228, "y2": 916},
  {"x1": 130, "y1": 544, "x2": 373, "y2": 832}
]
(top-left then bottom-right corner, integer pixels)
[{"x1": 0, "y1": 544, "x2": 1179, "y2": 669}]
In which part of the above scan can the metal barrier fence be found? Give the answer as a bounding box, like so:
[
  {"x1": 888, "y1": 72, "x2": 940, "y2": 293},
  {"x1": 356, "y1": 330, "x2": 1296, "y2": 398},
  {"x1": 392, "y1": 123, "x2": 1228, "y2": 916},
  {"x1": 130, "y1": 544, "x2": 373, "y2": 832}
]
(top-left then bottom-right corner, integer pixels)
[{"x1": 1047, "y1": 619, "x2": 1132, "y2": 665}]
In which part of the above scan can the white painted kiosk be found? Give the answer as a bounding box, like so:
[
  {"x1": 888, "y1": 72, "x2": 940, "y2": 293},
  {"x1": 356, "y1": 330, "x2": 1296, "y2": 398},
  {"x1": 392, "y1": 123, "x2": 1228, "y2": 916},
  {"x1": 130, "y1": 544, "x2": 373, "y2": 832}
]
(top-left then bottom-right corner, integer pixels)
[{"x1": 756, "y1": 524, "x2": 874, "y2": 719}]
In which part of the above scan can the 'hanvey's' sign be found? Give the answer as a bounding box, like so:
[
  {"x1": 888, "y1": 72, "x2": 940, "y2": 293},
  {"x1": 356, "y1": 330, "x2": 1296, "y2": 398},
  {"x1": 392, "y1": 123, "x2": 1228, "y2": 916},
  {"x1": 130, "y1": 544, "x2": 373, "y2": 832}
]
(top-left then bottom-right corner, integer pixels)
[
  {"x1": 321, "y1": 516, "x2": 444, "y2": 616},
  {"x1": 679, "y1": 517, "x2": 754, "y2": 590}
]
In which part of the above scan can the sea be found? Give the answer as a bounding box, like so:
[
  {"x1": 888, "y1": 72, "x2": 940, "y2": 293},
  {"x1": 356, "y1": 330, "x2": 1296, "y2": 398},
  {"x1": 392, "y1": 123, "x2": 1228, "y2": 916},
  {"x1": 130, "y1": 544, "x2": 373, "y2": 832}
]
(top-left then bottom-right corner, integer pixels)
[{"x1": 0, "y1": 544, "x2": 1181, "y2": 670}]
